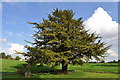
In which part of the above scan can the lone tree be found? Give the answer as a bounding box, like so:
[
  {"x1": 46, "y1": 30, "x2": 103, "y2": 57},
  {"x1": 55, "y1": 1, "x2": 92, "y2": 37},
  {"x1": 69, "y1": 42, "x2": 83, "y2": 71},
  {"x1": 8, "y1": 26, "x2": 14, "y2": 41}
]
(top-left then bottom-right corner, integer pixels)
[
  {"x1": 15, "y1": 56, "x2": 21, "y2": 60},
  {"x1": 17, "y1": 9, "x2": 111, "y2": 72}
]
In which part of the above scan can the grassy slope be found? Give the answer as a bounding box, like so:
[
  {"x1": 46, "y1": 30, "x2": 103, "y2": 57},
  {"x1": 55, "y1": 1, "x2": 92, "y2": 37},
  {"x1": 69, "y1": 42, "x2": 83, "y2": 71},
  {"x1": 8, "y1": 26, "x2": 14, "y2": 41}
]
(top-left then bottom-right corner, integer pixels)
[
  {"x1": 1, "y1": 59, "x2": 25, "y2": 72},
  {"x1": 1, "y1": 59, "x2": 119, "y2": 78}
]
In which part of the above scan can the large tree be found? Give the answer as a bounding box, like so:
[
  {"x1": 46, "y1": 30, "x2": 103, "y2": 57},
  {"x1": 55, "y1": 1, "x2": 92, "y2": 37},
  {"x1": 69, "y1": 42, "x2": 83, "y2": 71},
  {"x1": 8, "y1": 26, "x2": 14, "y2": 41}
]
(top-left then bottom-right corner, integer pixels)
[{"x1": 17, "y1": 9, "x2": 111, "y2": 72}]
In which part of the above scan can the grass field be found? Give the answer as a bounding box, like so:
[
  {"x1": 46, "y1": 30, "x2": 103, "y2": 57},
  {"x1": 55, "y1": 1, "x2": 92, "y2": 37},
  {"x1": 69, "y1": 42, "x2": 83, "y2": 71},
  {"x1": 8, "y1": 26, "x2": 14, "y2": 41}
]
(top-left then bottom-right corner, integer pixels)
[{"x1": 1, "y1": 59, "x2": 120, "y2": 78}]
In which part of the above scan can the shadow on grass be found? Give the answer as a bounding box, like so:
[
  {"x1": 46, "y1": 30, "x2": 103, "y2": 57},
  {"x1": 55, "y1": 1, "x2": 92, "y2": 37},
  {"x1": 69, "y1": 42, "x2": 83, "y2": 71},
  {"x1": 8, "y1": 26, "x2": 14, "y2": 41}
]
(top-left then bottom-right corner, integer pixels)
[
  {"x1": 2, "y1": 63, "x2": 62, "y2": 78},
  {"x1": 10, "y1": 63, "x2": 74, "y2": 75}
]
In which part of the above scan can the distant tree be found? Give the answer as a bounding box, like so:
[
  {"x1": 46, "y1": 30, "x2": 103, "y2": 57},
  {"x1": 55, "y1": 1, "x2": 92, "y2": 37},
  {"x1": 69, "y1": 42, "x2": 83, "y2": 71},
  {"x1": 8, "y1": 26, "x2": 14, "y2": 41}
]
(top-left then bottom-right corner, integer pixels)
[
  {"x1": 89, "y1": 61, "x2": 97, "y2": 63},
  {"x1": 0, "y1": 52, "x2": 14, "y2": 60},
  {"x1": 118, "y1": 59, "x2": 120, "y2": 63},
  {"x1": 17, "y1": 9, "x2": 111, "y2": 72},
  {"x1": 112, "y1": 60, "x2": 117, "y2": 63},
  {"x1": 10, "y1": 57, "x2": 14, "y2": 60},
  {"x1": 99, "y1": 60, "x2": 105, "y2": 63},
  {"x1": 15, "y1": 56, "x2": 21, "y2": 60},
  {"x1": 0, "y1": 52, "x2": 6, "y2": 59},
  {"x1": 6, "y1": 55, "x2": 12, "y2": 59},
  {"x1": 108, "y1": 60, "x2": 117, "y2": 63}
]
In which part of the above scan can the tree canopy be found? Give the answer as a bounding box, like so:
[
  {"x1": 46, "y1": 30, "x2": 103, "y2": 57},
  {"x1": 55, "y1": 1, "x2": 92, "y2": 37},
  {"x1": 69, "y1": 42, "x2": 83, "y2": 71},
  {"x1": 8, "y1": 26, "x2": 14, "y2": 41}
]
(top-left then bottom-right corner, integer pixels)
[{"x1": 17, "y1": 9, "x2": 111, "y2": 72}]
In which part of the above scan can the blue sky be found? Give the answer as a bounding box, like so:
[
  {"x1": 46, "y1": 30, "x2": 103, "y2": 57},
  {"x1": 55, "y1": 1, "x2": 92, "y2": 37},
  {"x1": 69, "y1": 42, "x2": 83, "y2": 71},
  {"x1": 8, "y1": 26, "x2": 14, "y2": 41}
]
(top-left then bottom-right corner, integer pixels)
[{"x1": 1, "y1": 2, "x2": 118, "y2": 61}]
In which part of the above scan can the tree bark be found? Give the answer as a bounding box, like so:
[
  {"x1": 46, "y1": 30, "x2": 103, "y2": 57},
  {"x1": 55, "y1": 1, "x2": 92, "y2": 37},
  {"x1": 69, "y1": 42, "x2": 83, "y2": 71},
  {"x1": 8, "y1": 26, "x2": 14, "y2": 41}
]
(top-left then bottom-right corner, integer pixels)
[{"x1": 62, "y1": 61, "x2": 68, "y2": 73}]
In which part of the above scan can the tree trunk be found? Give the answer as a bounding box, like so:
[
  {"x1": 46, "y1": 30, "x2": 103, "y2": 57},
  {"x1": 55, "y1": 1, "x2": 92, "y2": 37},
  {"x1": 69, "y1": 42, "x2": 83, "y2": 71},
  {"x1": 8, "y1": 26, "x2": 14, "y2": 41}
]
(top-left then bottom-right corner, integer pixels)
[{"x1": 62, "y1": 61, "x2": 68, "y2": 73}]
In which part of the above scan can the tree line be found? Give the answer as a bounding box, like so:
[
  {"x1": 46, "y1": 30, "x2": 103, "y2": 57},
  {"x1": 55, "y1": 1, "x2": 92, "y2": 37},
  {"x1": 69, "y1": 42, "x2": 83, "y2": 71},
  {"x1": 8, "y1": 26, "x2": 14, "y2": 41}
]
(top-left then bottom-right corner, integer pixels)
[
  {"x1": 88, "y1": 60, "x2": 120, "y2": 63},
  {"x1": 0, "y1": 52, "x2": 21, "y2": 60}
]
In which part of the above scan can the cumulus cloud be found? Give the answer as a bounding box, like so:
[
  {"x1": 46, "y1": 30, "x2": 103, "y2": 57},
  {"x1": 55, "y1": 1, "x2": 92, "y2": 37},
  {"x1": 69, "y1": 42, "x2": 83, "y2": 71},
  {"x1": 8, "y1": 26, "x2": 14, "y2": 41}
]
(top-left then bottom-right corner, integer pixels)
[
  {"x1": 0, "y1": 41, "x2": 25, "y2": 59},
  {"x1": 0, "y1": 38, "x2": 7, "y2": 42},
  {"x1": 3, "y1": 43, "x2": 25, "y2": 59},
  {"x1": 83, "y1": 7, "x2": 118, "y2": 61},
  {"x1": 7, "y1": 43, "x2": 24, "y2": 54},
  {"x1": 83, "y1": 7, "x2": 118, "y2": 40}
]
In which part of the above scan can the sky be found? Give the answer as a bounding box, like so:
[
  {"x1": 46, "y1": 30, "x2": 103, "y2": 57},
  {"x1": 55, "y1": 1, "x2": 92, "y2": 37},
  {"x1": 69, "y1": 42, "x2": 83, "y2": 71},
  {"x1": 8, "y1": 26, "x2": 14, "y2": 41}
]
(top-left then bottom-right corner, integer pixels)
[{"x1": 0, "y1": 2, "x2": 119, "y2": 62}]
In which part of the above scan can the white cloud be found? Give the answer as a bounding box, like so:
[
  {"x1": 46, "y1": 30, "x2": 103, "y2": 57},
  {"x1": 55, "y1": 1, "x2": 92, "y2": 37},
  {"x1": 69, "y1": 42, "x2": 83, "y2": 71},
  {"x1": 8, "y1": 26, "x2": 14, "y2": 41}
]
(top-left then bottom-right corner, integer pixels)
[
  {"x1": 0, "y1": 38, "x2": 6, "y2": 42},
  {"x1": 83, "y1": 7, "x2": 118, "y2": 61},
  {"x1": 7, "y1": 43, "x2": 24, "y2": 54},
  {"x1": 84, "y1": 7, "x2": 118, "y2": 40},
  {"x1": 107, "y1": 49, "x2": 117, "y2": 57},
  {"x1": 6, "y1": 43, "x2": 25, "y2": 59},
  {"x1": 0, "y1": 41, "x2": 25, "y2": 59},
  {"x1": 83, "y1": 7, "x2": 118, "y2": 49}
]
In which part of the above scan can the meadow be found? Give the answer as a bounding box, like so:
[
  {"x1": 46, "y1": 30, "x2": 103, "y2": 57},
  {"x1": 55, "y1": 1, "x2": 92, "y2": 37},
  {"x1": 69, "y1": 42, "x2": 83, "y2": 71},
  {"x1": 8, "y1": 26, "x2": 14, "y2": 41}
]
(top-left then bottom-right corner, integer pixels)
[{"x1": 1, "y1": 59, "x2": 119, "y2": 78}]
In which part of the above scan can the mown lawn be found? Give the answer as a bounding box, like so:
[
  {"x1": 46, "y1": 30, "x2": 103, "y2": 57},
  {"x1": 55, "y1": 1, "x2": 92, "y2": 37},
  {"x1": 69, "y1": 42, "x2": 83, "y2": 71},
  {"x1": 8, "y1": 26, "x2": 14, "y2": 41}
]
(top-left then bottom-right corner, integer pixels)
[
  {"x1": 2, "y1": 71, "x2": 118, "y2": 78},
  {"x1": 1, "y1": 59, "x2": 119, "y2": 78},
  {"x1": 68, "y1": 63, "x2": 118, "y2": 73}
]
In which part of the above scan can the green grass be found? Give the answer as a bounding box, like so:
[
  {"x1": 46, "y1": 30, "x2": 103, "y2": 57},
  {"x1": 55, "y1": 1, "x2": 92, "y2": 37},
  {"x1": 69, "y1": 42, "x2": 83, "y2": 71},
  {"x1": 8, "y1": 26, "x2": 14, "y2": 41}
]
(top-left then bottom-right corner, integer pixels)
[
  {"x1": 31, "y1": 72, "x2": 119, "y2": 78},
  {"x1": 1, "y1": 59, "x2": 119, "y2": 78},
  {"x1": 1, "y1": 59, "x2": 25, "y2": 72},
  {"x1": 68, "y1": 63, "x2": 118, "y2": 73},
  {"x1": 2, "y1": 71, "x2": 119, "y2": 78}
]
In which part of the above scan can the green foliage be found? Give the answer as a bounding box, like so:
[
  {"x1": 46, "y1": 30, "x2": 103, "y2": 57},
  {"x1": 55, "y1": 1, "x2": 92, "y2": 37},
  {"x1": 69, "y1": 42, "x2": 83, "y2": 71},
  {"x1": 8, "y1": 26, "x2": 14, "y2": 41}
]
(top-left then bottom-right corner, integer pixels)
[
  {"x1": 15, "y1": 56, "x2": 21, "y2": 60},
  {"x1": 6, "y1": 55, "x2": 12, "y2": 59},
  {"x1": 0, "y1": 52, "x2": 6, "y2": 58},
  {"x1": 0, "y1": 52, "x2": 13, "y2": 59},
  {"x1": 17, "y1": 9, "x2": 111, "y2": 71}
]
